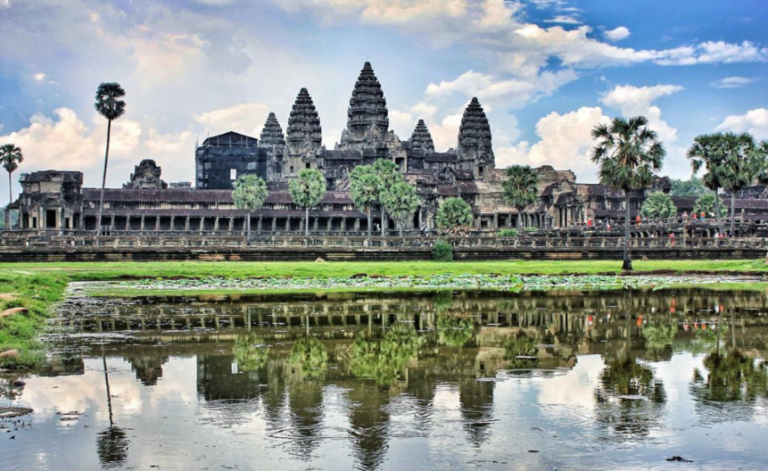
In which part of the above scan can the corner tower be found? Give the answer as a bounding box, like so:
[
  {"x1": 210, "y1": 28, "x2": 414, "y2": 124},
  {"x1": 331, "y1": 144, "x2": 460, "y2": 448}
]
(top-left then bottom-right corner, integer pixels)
[
  {"x1": 260, "y1": 112, "x2": 286, "y2": 182},
  {"x1": 457, "y1": 97, "x2": 494, "y2": 180},
  {"x1": 285, "y1": 88, "x2": 323, "y2": 177}
]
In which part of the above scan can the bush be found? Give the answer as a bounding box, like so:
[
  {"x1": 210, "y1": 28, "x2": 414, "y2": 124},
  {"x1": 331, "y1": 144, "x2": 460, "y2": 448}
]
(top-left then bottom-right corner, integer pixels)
[
  {"x1": 498, "y1": 228, "x2": 518, "y2": 238},
  {"x1": 432, "y1": 239, "x2": 453, "y2": 261},
  {"x1": 641, "y1": 192, "x2": 677, "y2": 219},
  {"x1": 524, "y1": 227, "x2": 538, "y2": 232}
]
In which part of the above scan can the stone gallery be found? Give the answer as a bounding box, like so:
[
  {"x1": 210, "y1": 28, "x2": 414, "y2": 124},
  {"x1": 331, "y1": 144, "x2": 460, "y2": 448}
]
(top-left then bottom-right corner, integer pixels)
[{"x1": 8, "y1": 62, "x2": 762, "y2": 234}]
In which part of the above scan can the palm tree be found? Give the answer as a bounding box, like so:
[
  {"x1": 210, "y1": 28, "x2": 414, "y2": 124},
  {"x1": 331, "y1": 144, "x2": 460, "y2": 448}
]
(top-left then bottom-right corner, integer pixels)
[
  {"x1": 348, "y1": 165, "x2": 381, "y2": 239},
  {"x1": 687, "y1": 133, "x2": 727, "y2": 234},
  {"x1": 436, "y1": 197, "x2": 474, "y2": 235},
  {"x1": 231, "y1": 174, "x2": 268, "y2": 243},
  {"x1": 502, "y1": 165, "x2": 539, "y2": 231},
  {"x1": 719, "y1": 132, "x2": 764, "y2": 236},
  {"x1": 0, "y1": 144, "x2": 23, "y2": 230},
  {"x1": 288, "y1": 169, "x2": 326, "y2": 236},
  {"x1": 97, "y1": 348, "x2": 128, "y2": 468},
  {"x1": 372, "y1": 159, "x2": 403, "y2": 237},
  {"x1": 94, "y1": 82, "x2": 126, "y2": 236},
  {"x1": 381, "y1": 181, "x2": 420, "y2": 236},
  {"x1": 591, "y1": 116, "x2": 665, "y2": 271}
]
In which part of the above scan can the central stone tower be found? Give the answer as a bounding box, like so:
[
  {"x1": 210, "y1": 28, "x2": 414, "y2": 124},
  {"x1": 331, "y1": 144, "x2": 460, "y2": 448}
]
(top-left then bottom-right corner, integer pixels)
[{"x1": 339, "y1": 62, "x2": 390, "y2": 151}]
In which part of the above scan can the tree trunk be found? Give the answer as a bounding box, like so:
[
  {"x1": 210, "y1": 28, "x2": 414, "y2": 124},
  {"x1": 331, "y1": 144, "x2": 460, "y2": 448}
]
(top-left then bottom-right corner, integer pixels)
[
  {"x1": 97, "y1": 119, "x2": 112, "y2": 236},
  {"x1": 623, "y1": 192, "x2": 632, "y2": 271},
  {"x1": 305, "y1": 207, "x2": 309, "y2": 237},
  {"x1": 380, "y1": 206, "x2": 385, "y2": 238},
  {"x1": 713, "y1": 189, "x2": 724, "y2": 235},
  {"x1": 730, "y1": 192, "x2": 735, "y2": 237},
  {"x1": 246, "y1": 213, "x2": 251, "y2": 246},
  {"x1": 367, "y1": 207, "x2": 372, "y2": 239},
  {"x1": 102, "y1": 349, "x2": 114, "y2": 427},
  {"x1": 5, "y1": 171, "x2": 11, "y2": 230}
]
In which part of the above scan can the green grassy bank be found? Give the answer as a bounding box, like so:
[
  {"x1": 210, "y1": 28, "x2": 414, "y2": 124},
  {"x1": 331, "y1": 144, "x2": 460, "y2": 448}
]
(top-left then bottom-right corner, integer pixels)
[{"x1": 1, "y1": 259, "x2": 766, "y2": 370}]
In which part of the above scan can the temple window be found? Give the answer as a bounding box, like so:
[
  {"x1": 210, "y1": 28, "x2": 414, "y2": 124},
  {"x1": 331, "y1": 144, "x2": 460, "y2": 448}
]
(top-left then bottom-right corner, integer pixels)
[{"x1": 230, "y1": 169, "x2": 237, "y2": 180}]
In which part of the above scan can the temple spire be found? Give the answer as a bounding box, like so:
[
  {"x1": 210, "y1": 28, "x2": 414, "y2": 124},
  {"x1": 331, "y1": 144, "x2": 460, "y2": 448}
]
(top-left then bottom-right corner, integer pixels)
[
  {"x1": 457, "y1": 97, "x2": 494, "y2": 175},
  {"x1": 409, "y1": 119, "x2": 434, "y2": 153},
  {"x1": 260, "y1": 112, "x2": 285, "y2": 148},
  {"x1": 346, "y1": 61, "x2": 389, "y2": 141},
  {"x1": 286, "y1": 88, "x2": 322, "y2": 155}
]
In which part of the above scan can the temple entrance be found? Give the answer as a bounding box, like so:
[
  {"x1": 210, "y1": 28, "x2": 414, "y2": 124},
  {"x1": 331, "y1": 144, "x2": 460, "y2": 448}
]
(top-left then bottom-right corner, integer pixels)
[{"x1": 46, "y1": 209, "x2": 56, "y2": 229}]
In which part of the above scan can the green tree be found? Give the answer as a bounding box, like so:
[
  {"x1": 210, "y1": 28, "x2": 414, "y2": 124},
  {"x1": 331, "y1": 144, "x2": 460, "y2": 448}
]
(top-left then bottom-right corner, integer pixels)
[
  {"x1": 591, "y1": 116, "x2": 665, "y2": 271},
  {"x1": 231, "y1": 174, "x2": 268, "y2": 243},
  {"x1": 503, "y1": 165, "x2": 539, "y2": 231},
  {"x1": 381, "y1": 181, "x2": 419, "y2": 236},
  {"x1": 288, "y1": 337, "x2": 329, "y2": 378},
  {"x1": 719, "y1": 132, "x2": 765, "y2": 236},
  {"x1": 94, "y1": 82, "x2": 126, "y2": 235},
  {"x1": 693, "y1": 193, "x2": 728, "y2": 219},
  {"x1": 0, "y1": 143, "x2": 23, "y2": 230},
  {"x1": 348, "y1": 165, "x2": 381, "y2": 239},
  {"x1": 372, "y1": 159, "x2": 404, "y2": 236},
  {"x1": 233, "y1": 334, "x2": 270, "y2": 371},
  {"x1": 436, "y1": 197, "x2": 473, "y2": 234},
  {"x1": 640, "y1": 192, "x2": 676, "y2": 220},
  {"x1": 688, "y1": 134, "x2": 727, "y2": 234},
  {"x1": 669, "y1": 177, "x2": 707, "y2": 198},
  {"x1": 289, "y1": 169, "x2": 326, "y2": 236}
]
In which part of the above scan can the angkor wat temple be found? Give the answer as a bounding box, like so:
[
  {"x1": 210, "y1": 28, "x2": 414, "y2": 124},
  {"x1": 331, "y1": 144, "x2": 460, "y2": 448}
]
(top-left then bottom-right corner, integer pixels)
[{"x1": 9, "y1": 62, "x2": 768, "y2": 234}]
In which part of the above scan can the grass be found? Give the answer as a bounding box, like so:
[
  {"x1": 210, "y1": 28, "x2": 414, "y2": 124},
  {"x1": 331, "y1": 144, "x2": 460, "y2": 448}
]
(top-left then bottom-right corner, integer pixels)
[{"x1": 0, "y1": 259, "x2": 766, "y2": 370}]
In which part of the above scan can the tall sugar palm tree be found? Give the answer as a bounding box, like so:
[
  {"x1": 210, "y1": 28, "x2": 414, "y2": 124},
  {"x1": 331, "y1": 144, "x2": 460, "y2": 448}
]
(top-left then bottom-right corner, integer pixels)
[
  {"x1": 719, "y1": 132, "x2": 764, "y2": 236},
  {"x1": 95, "y1": 82, "x2": 126, "y2": 235},
  {"x1": 502, "y1": 165, "x2": 539, "y2": 231},
  {"x1": 348, "y1": 165, "x2": 381, "y2": 240},
  {"x1": 591, "y1": 116, "x2": 665, "y2": 271},
  {"x1": 688, "y1": 133, "x2": 727, "y2": 234},
  {"x1": 232, "y1": 174, "x2": 269, "y2": 243},
  {"x1": 0, "y1": 143, "x2": 23, "y2": 230},
  {"x1": 381, "y1": 181, "x2": 420, "y2": 237},
  {"x1": 372, "y1": 159, "x2": 403, "y2": 237},
  {"x1": 288, "y1": 169, "x2": 326, "y2": 236}
]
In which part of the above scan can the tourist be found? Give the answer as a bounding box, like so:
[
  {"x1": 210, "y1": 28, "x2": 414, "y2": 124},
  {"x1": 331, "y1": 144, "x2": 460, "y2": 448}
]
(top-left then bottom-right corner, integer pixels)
[
  {"x1": 701, "y1": 211, "x2": 706, "y2": 221},
  {"x1": 635, "y1": 214, "x2": 642, "y2": 226},
  {"x1": 682, "y1": 211, "x2": 688, "y2": 222},
  {"x1": 587, "y1": 218, "x2": 593, "y2": 228},
  {"x1": 691, "y1": 212, "x2": 697, "y2": 221}
]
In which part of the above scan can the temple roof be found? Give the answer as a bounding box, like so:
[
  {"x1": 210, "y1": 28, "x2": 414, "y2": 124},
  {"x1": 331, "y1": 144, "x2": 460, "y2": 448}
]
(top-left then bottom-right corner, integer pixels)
[
  {"x1": 20, "y1": 170, "x2": 83, "y2": 184},
  {"x1": 286, "y1": 88, "x2": 322, "y2": 151},
  {"x1": 202, "y1": 131, "x2": 257, "y2": 148},
  {"x1": 409, "y1": 119, "x2": 435, "y2": 153},
  {"x1": 259, "y1": 113, "x2": 285, "y2": 148},
  {"x1": 346, "y1": 62, "x2": 389, "y2": 139}
]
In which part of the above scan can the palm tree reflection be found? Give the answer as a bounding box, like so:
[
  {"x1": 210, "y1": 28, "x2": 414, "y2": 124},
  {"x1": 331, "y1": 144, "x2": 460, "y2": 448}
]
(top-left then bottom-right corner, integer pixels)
[{"x1": 97, "y1": 350, "x2": 128, "y2": 468}]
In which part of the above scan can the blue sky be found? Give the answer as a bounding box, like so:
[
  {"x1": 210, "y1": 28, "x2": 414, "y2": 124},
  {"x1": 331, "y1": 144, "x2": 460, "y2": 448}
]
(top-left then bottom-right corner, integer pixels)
[{"x1": 1, "y1": 0, "x2": 767, "y2": 199}]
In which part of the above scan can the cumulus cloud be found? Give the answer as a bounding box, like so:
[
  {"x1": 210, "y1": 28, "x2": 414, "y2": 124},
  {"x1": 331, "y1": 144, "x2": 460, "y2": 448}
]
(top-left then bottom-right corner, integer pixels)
[
  {"x1": 497, "y1": 106, "x2": 610, "y2": 181},
  {"x1": 716, "y1": 108, "x2": 768, "y2": 140},
  {"x1": 600, "y1": 84, "x2": 683, "y2": 144},
  {"x1": 604, "y1": 26, "x2": 630, "y2": 41},
  {"x1": 195, "y1": 102, "x2": 272, "y2": 137},
  {"x1": 711, "y1": 76, "x2": 756, "y2": 89},
  {"x1": 425, "y1": 69, "x2": 578, "y2": 109}
]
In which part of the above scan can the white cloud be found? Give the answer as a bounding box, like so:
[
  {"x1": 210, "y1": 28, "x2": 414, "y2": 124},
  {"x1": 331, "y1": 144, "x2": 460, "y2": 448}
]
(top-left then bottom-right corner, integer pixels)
[
  {"x1": 33, "y1": 73, "x2": 46, "y2": 81},
  {"x1": 0, "y1": 0, "x2": 10, "y2": 8},
  {"x1": 195, "y1": 102, "x2": 273, "y2": 137},
  {"x1": 716, "y1": 108, "x2": 768, "y2": 140},
  {"x1": 497, "y1": 106, "x2": 610, "y2": 181},
  {"x1": 425, "y1": 69, "x2": 577, "y2": 109},
  {"x1": 600, "y1": 84, "x2": 683, "y2": 144},
  {"x1": 544, "y1": 15, "x2": 581, "y2": 25},
  {"x1": 604, "y1": 26, "x2": 630, "y2": 41},
  {"x1": 710, "y1": 76, "x2": 756, "y2": 89}
]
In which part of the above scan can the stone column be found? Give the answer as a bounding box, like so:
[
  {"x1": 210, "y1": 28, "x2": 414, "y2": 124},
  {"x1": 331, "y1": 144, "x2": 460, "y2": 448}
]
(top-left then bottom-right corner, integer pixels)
[
  {"x1": 258, "y1": 217, "x2": 263, "y2": 232},
  {"x1": 199, "y1": 218, "x2": 205, "y2": 232},
  {"x1": 184, "y1": 217, "x2": 190, "y2": 231},
  {"x1": 271, "y1": 217, "x2": 276, "y2": 231},
  {"x1": 228, "y1": 218, "x2": 234, "y2": 231},
  {"x1": 354, "y1": 218, "x2": 360, "y2": 231},
  {"x1": 327, "y1": 218, "x2": 332, "y2": 232},
  {"x1": 214, "y1": 217, "x2": 220, "y2": 231},
  {"x1": 494, "y1": 213, "x2": 499, "y2": 229},
  {"x1": 140, "y1": 216, "x2": 145, "y2": 231},
  {"x1": 314, "y1": 217, "x2": 319, "y2": 232},
  {"x1": 170, "y1": 216, "x2": 176, "y2": 232}
]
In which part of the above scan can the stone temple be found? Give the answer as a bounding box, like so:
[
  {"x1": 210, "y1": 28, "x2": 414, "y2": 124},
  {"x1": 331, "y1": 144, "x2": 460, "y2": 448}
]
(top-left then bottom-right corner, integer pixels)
[{"x1": 11, "y1": 61, "x2": 767, "y2": 234}]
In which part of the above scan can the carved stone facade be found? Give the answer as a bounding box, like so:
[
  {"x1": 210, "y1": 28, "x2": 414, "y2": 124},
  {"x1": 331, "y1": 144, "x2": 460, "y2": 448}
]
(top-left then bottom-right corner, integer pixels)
[{"x1": 124, "y1": 160, "x2": 167, "y2": 190}]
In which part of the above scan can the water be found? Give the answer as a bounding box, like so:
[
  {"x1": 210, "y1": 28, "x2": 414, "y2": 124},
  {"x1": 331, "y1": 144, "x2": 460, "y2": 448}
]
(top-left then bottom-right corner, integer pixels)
[{"x1": 2, "y1": 288, "x2": 768, "y2": 470}]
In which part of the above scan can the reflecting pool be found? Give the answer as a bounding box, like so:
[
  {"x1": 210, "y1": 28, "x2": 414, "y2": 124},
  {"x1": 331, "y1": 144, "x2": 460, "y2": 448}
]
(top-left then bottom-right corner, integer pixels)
[{"x1": 1, "y1": 287, "x2": 767, "y2": 470}]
